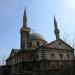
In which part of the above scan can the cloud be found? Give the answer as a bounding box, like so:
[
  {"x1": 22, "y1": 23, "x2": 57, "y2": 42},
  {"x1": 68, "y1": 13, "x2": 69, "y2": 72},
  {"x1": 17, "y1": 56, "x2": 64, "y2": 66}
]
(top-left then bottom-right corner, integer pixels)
[
  {"x1": 64, "y1": 0, "x2": 75, "y2": 10},
  {"x1": 65, "y1": 0, "x2": 75, "y2": 2},
  {"x1": 64, "y1": 0, "x2": 75, "y2": 7}
]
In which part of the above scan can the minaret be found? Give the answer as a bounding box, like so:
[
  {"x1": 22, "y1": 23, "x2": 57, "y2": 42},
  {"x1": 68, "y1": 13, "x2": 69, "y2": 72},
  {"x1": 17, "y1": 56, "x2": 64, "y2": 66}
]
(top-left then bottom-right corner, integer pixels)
[
  {"x1": 54, "y1": 16, "x2": 60, "y2": 40},
  {"x1": 20, "y1": 7, "x2": 30, "y2": 50}
]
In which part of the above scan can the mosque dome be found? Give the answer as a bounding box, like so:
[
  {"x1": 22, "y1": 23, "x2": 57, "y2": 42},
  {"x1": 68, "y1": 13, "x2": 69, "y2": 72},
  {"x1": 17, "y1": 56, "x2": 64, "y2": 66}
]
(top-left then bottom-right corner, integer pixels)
[{"x1": 29, "y1": 32, "x2": 45, "y2": 41}]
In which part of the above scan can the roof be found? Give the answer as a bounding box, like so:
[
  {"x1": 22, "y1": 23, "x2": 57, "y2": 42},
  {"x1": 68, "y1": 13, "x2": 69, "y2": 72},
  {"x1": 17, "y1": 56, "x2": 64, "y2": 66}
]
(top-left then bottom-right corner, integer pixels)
[
  {"x1": 45, "y1": 39, "x2": 74, "y2": 50},
  {"x1": 33, "y1": 39, "x2": 74, "y2": 54},
  {"x1": 29, "y1": 32, "x2": 45, "y2": 40},
  {"x1": 7, "y1": 49, "x2": 20, "y2": 59}
]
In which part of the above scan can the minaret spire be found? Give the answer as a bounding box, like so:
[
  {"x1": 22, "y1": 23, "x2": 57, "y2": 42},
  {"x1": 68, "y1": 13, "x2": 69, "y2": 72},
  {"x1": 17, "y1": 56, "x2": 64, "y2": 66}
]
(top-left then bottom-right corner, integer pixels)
[
  {"x1": 54, "y1": 16, "x2": 60, "y2": 40},
  {"x1": 23, "y1": 7, "x2": 27, "y2": 27}
]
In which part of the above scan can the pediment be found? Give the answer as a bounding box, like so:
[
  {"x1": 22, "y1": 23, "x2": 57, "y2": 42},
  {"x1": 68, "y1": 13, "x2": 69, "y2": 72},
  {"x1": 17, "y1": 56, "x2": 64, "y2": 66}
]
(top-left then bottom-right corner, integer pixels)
[
  {"x1": 46, "y1": 39, "x2": 74, "y2": 50},
  {"x1": 9, "y1": 49, "x2": 19, "y2": 58}
]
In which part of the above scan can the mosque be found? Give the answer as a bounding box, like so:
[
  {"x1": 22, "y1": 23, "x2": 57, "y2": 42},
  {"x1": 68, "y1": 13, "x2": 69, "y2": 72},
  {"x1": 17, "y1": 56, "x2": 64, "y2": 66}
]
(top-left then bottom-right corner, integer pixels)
[{"x1": 1, "y1": 8, "x2": 75, "y2": 75}]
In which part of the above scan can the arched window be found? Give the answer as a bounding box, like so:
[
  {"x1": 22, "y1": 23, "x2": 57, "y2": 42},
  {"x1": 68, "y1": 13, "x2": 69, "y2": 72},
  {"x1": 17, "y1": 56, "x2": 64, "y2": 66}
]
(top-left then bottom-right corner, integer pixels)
[
  {"x1": 29, "y1": 42, "x2": 32, "y2": 47},
  {"x1": 51, "y1": 64, "x2": 56, "y2": 69},
  {"x1": 37, "y1": 41, "x2": 40, "y2": 46},
  {"x1": 36, "y1": 55, "x2": 38, "y2": 59},
  {"x1": 59, "y1": 54, "x2": 62, "y2": 59},
  {"x1": 67, "y1": 54, "x2": 69, "y2": 60},
  {"x1": 51, "y1": 53, "x2": 54, "y2": 57}
]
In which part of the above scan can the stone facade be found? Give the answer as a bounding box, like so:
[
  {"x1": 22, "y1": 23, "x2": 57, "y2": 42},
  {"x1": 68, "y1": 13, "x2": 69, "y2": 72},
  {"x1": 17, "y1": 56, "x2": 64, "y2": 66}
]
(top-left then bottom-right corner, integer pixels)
[{"x1": 0, "y1": 8, "x2": 75, "y2": 75}]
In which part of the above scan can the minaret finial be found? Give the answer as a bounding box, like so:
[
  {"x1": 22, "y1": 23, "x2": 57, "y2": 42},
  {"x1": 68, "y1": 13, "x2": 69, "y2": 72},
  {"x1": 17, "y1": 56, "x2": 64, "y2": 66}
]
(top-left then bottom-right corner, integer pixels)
[
  {"x1": 54, "y1": 16, "x2": 60, "y2": 40},
  {"x1": 23, "y1": 6, "x2": 27, "y2": 27},
  {"x1": 54, "y1": 16, "x2": 58, "y2": 30}
]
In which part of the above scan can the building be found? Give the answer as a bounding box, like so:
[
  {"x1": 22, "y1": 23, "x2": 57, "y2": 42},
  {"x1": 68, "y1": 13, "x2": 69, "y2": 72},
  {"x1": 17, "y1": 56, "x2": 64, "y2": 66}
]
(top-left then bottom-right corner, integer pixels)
[
  {"x1": 0, "y1": 65, "x2": 8, "y2": 75},
  {"x1": 6, "y1": 8, "x2": 75, "y2": 75}
]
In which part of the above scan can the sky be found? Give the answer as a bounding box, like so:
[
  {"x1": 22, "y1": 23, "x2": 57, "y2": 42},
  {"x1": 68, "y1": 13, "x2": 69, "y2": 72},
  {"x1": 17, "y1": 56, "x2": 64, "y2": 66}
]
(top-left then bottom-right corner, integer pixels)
[{"x1": 0, "y1": 0, "x2": 75, "y2": 65}]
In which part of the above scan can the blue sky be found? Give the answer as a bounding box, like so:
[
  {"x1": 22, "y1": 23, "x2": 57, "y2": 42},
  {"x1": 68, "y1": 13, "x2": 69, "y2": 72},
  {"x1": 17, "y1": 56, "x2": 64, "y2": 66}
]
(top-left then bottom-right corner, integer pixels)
[{"x1": 0, "y1": 0, "x2": 75, "y2": 64}]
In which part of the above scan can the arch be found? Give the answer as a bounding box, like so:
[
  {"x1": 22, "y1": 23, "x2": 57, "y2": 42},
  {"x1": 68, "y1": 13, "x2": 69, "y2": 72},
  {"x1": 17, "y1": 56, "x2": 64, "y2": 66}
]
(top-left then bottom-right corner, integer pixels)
[
  {"x1": 29, "y1": 41, "x2": 32, "y2": 47},
  {"x1": 37, "y1": 41, "x2": 40, "y2": 46},
  {"x1": 51, "y1": 64, "x2": 56, "y2": 69}
]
